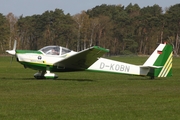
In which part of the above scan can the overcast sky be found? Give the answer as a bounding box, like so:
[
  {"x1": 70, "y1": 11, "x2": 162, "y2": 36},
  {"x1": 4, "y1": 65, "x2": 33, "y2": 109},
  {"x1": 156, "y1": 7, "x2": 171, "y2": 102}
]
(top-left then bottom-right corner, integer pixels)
[{"x1": 0, "y1": 0, "x2": 179, "y2": 17}]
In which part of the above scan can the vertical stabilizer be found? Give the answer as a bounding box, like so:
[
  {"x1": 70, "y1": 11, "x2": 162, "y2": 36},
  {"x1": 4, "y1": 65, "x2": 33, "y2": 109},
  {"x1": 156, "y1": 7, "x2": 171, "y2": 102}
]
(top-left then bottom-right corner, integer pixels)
[{"x1": 143, "y1": 43, "x2": 173, "y2": 78}]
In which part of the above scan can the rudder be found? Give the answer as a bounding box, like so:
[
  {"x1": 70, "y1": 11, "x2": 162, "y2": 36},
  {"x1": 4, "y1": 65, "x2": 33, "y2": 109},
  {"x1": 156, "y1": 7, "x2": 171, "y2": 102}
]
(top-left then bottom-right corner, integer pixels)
[{"x1": 145, "y1": 43, "x2": 173, "y2": 78}]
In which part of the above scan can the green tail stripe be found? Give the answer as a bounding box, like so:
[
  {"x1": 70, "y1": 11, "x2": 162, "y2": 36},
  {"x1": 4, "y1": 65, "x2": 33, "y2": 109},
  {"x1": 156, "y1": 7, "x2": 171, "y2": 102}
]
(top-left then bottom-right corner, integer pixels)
[
  {"x1": 158, "y1": 53, "x2": 172, "y2": 77},
  {"x1": 161, "y1": 56, "x2": 172, "y2": 77},
  {"x1": 164, "y1": 63, "x2": 172, "y2": 77},
  {"x1": 153, "y1": 44, "x2": 173, "y2": 77}
]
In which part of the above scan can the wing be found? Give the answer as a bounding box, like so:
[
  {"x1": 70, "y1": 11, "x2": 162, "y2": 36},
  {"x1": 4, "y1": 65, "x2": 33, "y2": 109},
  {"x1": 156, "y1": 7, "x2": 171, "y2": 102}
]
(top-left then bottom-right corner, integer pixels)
[{"x1": 54, "y1": 46, "x2": 109, "y2": 70}]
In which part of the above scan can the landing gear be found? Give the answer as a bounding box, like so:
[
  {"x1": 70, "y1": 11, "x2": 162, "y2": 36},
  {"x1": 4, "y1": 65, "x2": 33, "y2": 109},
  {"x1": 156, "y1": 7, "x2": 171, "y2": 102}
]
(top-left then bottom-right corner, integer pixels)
[
  {"x1": 34, "y1": 70, "x2": 45, "y2": 79},
  {"x1": 34, "y1": 70, "x2": 58, "y2": 79},
  {"x1": 150, "y1": 76, "x2": 155, "y2": 79},
  {"x1": 44, "y1": 70, "x2": 58, "y2": 79},
  {"x1": 34, "y1": 66, "x2": 58, "y2": 79}
]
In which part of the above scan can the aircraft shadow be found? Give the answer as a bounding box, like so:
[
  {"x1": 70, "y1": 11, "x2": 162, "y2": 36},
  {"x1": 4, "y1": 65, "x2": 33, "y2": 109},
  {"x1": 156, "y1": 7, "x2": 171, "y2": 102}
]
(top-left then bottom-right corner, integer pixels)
[
  {"x1": 0, "y1": 77, "x2": 36, "y2": 80},
  {"x1": 0, "y1": 77, "x2": 95, "y2": 82},
  {"x1": 56, "y1": 78, "x2": 94, "y2": 82},
  {"x1": 127, "y1": 76, "x2": 165, "y2": 81}
]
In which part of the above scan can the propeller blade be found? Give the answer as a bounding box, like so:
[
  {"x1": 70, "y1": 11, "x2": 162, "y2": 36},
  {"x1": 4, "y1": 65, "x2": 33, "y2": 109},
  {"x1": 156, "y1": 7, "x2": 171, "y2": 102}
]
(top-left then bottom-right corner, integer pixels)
[
  {"x1": 10, "y1": 56, "x2": 14, "y2": 64},
  {"x1": 13, "y1": 40, "x2": 17, "y2": 51}
]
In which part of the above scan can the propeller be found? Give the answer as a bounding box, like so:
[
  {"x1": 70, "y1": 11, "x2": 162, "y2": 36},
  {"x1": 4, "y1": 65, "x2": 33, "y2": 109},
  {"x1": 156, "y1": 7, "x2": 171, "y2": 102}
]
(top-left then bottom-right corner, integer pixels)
[{"x1": 6, "y1": 40, "x2": 17, "y2": 63}]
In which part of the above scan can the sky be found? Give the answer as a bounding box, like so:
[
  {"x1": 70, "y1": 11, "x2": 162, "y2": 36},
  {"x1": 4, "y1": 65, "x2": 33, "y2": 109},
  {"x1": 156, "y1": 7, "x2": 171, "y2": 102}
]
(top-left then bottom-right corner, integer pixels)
[{"x1": 0, "y1": 0, "x2": 179, "y2": 17}]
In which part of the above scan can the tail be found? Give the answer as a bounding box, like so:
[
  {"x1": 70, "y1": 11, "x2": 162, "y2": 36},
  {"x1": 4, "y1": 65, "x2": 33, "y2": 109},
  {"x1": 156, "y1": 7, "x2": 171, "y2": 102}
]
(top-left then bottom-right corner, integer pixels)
[{"x1": 143, "y1": 43, "x2": 173, "y2": 78}]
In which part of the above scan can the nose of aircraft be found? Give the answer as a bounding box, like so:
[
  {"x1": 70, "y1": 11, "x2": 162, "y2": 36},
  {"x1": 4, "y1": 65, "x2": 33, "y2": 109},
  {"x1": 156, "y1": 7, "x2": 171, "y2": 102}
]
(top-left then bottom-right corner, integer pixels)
[
  {"x1": 6, "y1": 50, "x2": 16, "y2": 55},
  {"x1": 6, "y1": 40, "x2": 17, "y2": 55}
]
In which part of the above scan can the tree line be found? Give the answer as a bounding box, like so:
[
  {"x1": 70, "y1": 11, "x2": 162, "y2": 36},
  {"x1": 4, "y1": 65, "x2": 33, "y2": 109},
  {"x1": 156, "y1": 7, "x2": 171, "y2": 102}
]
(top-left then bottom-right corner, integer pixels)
[{"x1": 0, "y1": 3, "x2": 180, "y2": 55}]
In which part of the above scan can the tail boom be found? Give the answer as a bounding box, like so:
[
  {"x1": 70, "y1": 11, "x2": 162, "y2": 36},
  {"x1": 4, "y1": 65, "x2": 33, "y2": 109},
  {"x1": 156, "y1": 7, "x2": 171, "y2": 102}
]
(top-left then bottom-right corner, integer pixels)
[
  {"x1": 87, "y1": 43, "x2": 173, "y2": 79},
  {"x1": 87, "y1": 58, "x2": 149, "y2": 76}
]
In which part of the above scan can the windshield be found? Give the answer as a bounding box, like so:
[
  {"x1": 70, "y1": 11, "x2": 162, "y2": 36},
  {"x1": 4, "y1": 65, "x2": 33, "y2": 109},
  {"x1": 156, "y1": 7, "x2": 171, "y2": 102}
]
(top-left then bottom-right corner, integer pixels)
[
  {"x1": 40, "y1": 46, "x2": 60, "y2": 55},
  {"x1": 39, "y1": 46, "x2": 71, "y2": 55},
  {"x1": 61, "y1": 47, "x2": 71, "y2": 55}
]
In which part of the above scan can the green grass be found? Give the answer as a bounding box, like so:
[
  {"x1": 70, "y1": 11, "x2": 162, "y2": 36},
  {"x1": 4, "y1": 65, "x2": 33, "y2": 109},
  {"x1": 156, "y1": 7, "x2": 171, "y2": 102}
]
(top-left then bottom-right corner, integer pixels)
[{"x1": 0, "y1": 56, "x2": 180, "y2": 120}]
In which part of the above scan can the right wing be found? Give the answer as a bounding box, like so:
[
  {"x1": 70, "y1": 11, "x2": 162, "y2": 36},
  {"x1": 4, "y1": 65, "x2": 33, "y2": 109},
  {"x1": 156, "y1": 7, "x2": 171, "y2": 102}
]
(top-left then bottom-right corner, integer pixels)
[{"x1": 54, "y1": 46, "x2": 109, "y2": 70}]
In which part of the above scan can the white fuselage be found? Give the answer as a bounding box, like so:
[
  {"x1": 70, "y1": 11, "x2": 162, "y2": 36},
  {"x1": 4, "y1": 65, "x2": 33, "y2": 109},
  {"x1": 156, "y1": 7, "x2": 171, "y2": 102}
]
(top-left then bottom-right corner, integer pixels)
[
  {"x1": 17, "y1": 51, "x2": 77, "y2": 66},
  {"x1": 88, "y1": 58, "x2": 150, "y2": 76}
]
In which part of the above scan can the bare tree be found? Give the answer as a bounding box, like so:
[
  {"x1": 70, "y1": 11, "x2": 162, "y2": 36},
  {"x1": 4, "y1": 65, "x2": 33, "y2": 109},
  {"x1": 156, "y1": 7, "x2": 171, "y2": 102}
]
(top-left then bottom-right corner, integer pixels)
[
  {"x1": 6, "y1": 13, "x2": 18, "y2": 50},
  {"x1": 89, "y1": 18, "x2": 99, "y2": 47},
  {"x1": 73, "y1": 11, "x2": 89, "y2": 51}
]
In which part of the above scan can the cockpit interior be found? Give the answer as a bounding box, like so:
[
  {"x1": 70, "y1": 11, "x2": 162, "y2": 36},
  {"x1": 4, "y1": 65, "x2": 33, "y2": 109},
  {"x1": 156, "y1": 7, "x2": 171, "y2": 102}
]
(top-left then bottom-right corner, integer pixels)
[{"x1": 39, "y1": 46, "x2": 71, "y2": 56}]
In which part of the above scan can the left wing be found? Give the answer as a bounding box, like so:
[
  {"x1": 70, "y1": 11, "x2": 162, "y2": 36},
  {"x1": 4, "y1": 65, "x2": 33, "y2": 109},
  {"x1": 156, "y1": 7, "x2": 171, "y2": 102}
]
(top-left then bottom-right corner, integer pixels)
[{"x1": 54, "y1": 46, "x2": 109, "y2": 70}]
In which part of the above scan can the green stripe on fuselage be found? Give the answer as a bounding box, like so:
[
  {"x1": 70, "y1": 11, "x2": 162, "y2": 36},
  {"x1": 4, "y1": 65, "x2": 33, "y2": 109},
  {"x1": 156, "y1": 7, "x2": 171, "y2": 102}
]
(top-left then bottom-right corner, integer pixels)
[
  {"x1": 19, "y1": 61, "x2": 84, "y2": 72},
  {"x1": 19, "y1": 61, "x2": 48, "y2": 71},
  {"x1": 16, "y1": 50, "x2": 42, "y2": 54}
]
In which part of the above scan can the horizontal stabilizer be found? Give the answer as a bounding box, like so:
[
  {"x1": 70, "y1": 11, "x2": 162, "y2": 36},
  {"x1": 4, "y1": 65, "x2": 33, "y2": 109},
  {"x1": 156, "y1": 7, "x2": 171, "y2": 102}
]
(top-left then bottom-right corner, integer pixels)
[{"x1": 139, "y1": 65, "x2": 163, "y2": 69}]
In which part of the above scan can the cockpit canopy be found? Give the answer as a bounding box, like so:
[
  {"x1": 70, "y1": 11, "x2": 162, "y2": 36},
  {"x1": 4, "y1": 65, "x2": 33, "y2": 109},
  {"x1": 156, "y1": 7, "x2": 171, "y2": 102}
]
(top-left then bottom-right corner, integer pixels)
[{"x1": 39, "y1": 46, "x2": 71, "y2": 56}]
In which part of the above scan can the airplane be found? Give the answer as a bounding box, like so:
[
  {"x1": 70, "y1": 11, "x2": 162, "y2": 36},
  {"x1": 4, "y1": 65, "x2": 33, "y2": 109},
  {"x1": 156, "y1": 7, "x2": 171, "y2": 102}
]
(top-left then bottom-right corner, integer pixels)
[{"x1": 6, "y1": 40, "x2": 173, "y2": 79}]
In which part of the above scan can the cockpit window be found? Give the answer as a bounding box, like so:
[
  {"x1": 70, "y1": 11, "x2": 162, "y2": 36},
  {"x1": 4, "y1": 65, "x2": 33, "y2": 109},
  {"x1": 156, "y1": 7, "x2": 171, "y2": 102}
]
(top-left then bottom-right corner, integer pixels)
[
  {"x1": 40, "y1": 46, "x2": 60, "y2": 55},
  {"x1": 39, "y1": 46, "x2": 71, "y2": 55},
  {"x1": 61, "y1": 47, "x2": 71, "y2": 55}
]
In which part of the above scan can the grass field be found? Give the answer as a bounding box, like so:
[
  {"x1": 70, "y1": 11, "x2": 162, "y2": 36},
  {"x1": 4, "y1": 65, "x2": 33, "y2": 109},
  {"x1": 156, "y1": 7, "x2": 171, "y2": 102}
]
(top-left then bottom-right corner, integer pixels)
[{"x1": 0, "y1": 56, "x2": 180, "y2": 120}]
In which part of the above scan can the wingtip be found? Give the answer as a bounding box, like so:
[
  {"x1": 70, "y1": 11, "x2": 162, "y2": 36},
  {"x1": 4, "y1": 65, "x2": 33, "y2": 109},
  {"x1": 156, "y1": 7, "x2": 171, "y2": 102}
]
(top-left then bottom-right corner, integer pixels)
[{"x1": 93, "y1": 46, "x2": 110, "y2": 52}]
